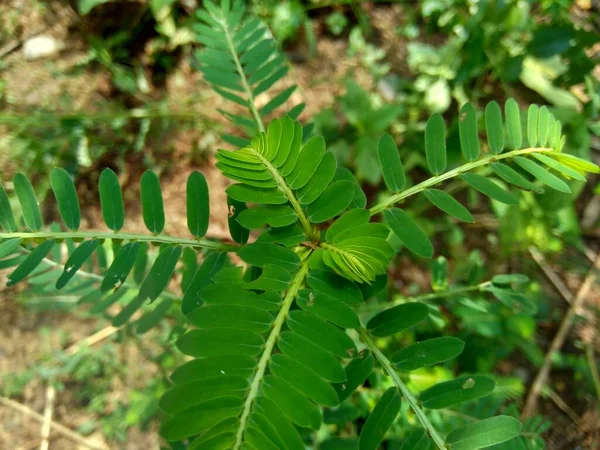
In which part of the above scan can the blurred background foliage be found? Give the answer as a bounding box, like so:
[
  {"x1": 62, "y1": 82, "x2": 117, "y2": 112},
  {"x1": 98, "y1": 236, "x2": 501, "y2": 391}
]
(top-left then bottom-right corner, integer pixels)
[{"x1": 0, "y1": 0, "x2": 599, "y2": 448}]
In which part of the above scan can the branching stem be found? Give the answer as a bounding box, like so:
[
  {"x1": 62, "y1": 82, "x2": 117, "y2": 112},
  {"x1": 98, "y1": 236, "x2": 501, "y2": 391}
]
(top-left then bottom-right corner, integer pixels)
[
  {"x1": 233, "y1": 261, "x2": 310, "y2": 449},
  {"x1": 369, "y1": 147, "x2": 555, "y2": 216},
  {"x1": 358, "y1": 328, "x2": 448, "y2": 450}
]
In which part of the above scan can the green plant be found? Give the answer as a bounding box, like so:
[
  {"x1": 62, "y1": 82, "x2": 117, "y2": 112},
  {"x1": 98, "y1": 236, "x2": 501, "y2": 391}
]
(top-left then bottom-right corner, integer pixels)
[{"x1": 2, "y1": 1, "x2": 600, "y2": 449}]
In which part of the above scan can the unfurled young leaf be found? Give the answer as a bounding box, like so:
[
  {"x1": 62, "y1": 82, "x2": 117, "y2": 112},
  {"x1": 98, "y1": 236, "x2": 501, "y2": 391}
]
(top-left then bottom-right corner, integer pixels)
[
  {"x1": 458, "y1": 102, "x2": 480, "y2": 161},
  {"x1": 461, "y1": 173, "x2": 518, "y2": 205},
  {"x1": 359, "y1": 387, "x2": 401, "y2": 450},
  {"x1": 485, "y1": 101, "x2": 504, "y2": 154},
  {"x1": 420, "y1": 375, "x2": 496, "y2": 409},
  {"x1": 367, "y1": 302, "x2": 429, "y2": 337},
  {"x1": 423, "y1": 189, "x2": 474, "y2": 222},
  {"x1": 50, "y1": 168, "x2": 81, "y2": 231},
  {"x1": 0, "y1": 185, "x2": 16, "y2": 232},
  {"x1": 504, "y1": 99, "x2": 522, "y2": 150},
  {"x1": 99, "y1": 168, "x2": 125, "y2": 231},
  {"x1": 384, "y1": 208, "x2": 433, "y2": 258},
  {"x1": 425, "y1": 113, "x2": 446, "y2": 175},
  {"x1": 377, "y1": 134, "x2": 406, "y2": 192},
  {"x1": 14, "y1": 173, "x2": 42, "y2": 231},
  {"x1": 186, "y1": 171, "x2": 210, "y2": 238},
  {"x1": 445, "y1": 416, "x2": 522, "y2": 450},
  {"x1": 140, "y1": 171, "x2": 165, "y2": 234}
]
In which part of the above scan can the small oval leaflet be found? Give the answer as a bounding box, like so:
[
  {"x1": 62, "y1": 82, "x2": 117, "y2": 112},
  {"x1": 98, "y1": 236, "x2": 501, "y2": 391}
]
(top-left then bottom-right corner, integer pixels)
[
  {"x1": 391, "y1": 336, "x2": 465, "y2": 371},
  {"x1": 186, "y1": 171, "x2": 210, "y2": 238},
  {"x1": 140, "y1": 170, "x2": 166, "y2": 234},
  {"x1": 505, "y1": 98, "x2": 522, "y2": 150},
  {"x1": 50, "y1": 168, "x2": 81, "y2": 231},
  {"x1": 359, "y1": 387, "x2": 401, "y2": 450},
  {"x1": 377, "y1": 133, "x2": 406, "y2": 192},
  {"x1": 367, "y1": 302, "x2": 429, "y2": 337},
  {"x1": 460, "y1": 173, "x2": 518, "y2": 205},
  {"x1": 423, "y1": 189, "x2": 474, "y2": 223},
  {"x1": 458, "y1": 102, "x2": 480, "y2": 161},
  {"x1": 485, "y1": 101, "x2": 504, "y2": 154},
  {"x1": 14, "y1": 173, "x2": 43, "y2": 231},
  {"x1": 419, "y1": 375, "x2": 496, "y2": 409},
  {"x1": 384, "y1": 208, "x2": 433, "y2": 258},
  {"x1": 99, "y1": 168, "x2": 125, "y2": 231},
  {"x1": 0, "y1": 185, "x2": 16, "y2": 232},
  {"x1": 445, "y1": 415, "x2": 522, "y2": 450},
  {"x1": 425, "y1": 113, "x2": 447, "y2": 175}
]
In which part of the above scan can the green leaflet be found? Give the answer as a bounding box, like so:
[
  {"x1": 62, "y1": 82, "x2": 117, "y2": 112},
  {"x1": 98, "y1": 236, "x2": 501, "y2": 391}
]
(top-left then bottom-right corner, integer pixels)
[
  {"x1": 334, "y1": 168, "x2": 367, "y2": 209},
  {"x1": 246, "y1": 264, "x2": 291, "y2": 291},
  {"x1": 159, "y1": 374, "x2": 248, "y2": 414},
  {"x1": 237, "y1": 242, "x2": 300, "y2": 273},
  {"x1": 287, "y1": 310, "x2": 357, "y2": 359},
  {"x1": 56, "y1": 239, "x2": 100, "y2": 289},
  {"x1": 326, "y1": 209, "x2": 370, "y2": 241},
  {"x1": 171, "y1": 355, "x2": 256, "y2": 384},
  {"x1": 401, "y1": 429, "x2": 431, "y2": 450},
  {"x1": 366, "y1": 302, "x2": 429, "y2": 337},
  {"x1": 384, "y1": 208, "x2": 433, "y2": 258},
  {"x1": 227, "y1": 196, "x2": 250, "y2": 244},
  {"x1": 140, "y1": 171, "x2": 165, "y2": 234},
  {"x1": 181, "y1": 251, "x2": 227, "y2": 314},
  {"x1": 391, "y1": 336, "x2": 465, "y2": 370},
  {"x1": 278, "y1": 331, "x2": 346, "y2": 382},
  {"x1": 307, "y1": 269, "x2": 363, "y2": 305},
  {"x1": 0, "y1": 185, "x2": 16, "y2": 232},
  {"x1": 101, "y1": 242, "x2": 141, "y2": 293},
  {"x1": 420, "y1": 375, "x2": 496, "y2": 409},
  {"x1": 527, "y1": 104, "x2": 539, "y2": 147},
  {"x1": 297, "y1": 289, "x2": 361, "y2": 329},
  {"x1": 377, "y1": 134, "x2": 406, "y2": 192},
  {"x1": 257, "y1": 224, "x2": 305, "y2": 247},
  {"x1": 460, "y1": 173, "x2": 518, "y2": 205},
  {"x1": 14, "y1": 173, "x2": 42, "y2": 231},
  {"x1": 458, "y1": 102, "x2": 480, "y2": 161},
  {"x1": 308, "y1": 180, "x2": 354, "y2": 223},
  {"x1": 7, "y1": 239, "x2": 55, "y2": 286},
  {"x1": 504, "y1": 99, "x2": 522, "y2": 150},
  {"x1": 261, "y1": 375, "x2": 322, "y2": 430},
  {"x1": 187, "y1": 304, "x2": 273, "y2": 333},
  {"x1": 287, "y1": 136, "x2": 325, "y2": 189},
  {"x1": 532, "y1": 154, "x2": 586, "y2": 181},
  {"x1": 445, "y1": 416, "x2": 522, "y2": 450},
  {"x1": 266, "y1": 118, "x2": 282, "y2": 161},
  {"x1": 513, "y1": 156, "x2": 571, "y2": 193},
  {"x1": 490, "y1": 162, "x2": 540, "y2": 192},
  {"x1": 254, "y1": 397, "x2": 305, "y2": 450},
  {"x1": 269, "y1": 354, "x2": 339, "y2": 407},
  {"x1": 281, "y1": 120, "x2": 304, "y2": 176},
  {"x1": 485, "y1": 101, "x2": 504, "y2": 154},
  {"x1": 359, "y1": 387, "x2": 401, "y2": 450},
  {"x1": 0, "y1": 238, "x2": 23, "y2": 259},
  {"x1": 138, "y1": 245, "x2": 182, "y2": 303},
  {"x1": 298, "y1": 152, "x2": 337, "y2": 205},
  {"x1": 538, "y1": 106, "x2": 549, "y2": 147},
  {"x1": 237, "y1": 205, "x2": 297, "y2": 229},
  {"x1": 424, "y1": 113, "x2": 446, "y2": 175},
  {"x1": 177, "y1": 328, "x2": 265, "y2": 358},
  {"x1": 226, "y1": 184, "x2": 287, "y2": 204},
  {"x1": 186, "y1": 171, "x2": 210, "y2": 238},
  {"x1": 334, "y1": 351, "x2": 374, "y2": 402},
  {"x1": 50, "y1": 168, "x2": 81, "y2": 231},
  {"x1": 99, "y1": 168, "x2": 125, "y2": 231},
  {"x1": 492, "y1": 273, "x2": 529, "y2": 285},
  {"x1": 423, "y1": 189, "x2": 474, "y2": 222}
]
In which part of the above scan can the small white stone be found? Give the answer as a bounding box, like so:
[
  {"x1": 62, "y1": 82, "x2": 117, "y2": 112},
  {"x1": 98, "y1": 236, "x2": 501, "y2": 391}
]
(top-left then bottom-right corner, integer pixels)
[{"x1": 23, "y1": 35, "x2": 64, "y2": 60}]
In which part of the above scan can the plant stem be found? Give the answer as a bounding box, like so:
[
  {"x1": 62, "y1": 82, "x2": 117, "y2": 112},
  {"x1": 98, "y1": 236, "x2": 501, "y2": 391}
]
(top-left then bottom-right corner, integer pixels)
[
  {"x1": 0, "y1": 231, "x2": 240, "y2": 252},
  {"x1": 233, "y1": 261, "x2": 310, "y2": 449},
  {"x1": 358, "y1": 328, "x2": 448, "y2": 450},
  {"x1": 220, "y1": 16, "x2": 265, "y2": 134},
  {"x1": 369, "y1": 147, "x2": 554, "y2": 216}
]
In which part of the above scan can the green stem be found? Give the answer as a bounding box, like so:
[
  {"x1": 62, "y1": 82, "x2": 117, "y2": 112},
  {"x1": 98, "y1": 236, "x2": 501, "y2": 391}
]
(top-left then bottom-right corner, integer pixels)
[
  {"x1": 220, "y1": 16, "x2": 265, "y2": 134},
  {"x1": 369, "y1": 147, "x2": 555, "y2": 216},
  {"x1": 233, "y1": 261, "x2": 310, "y2": 449},
  {"x1": 358, "y1": 328, "x2": 448, "y2": 450},
  {"x1": 0, "y1": 231, "x2": 240, "y2": 252}
]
